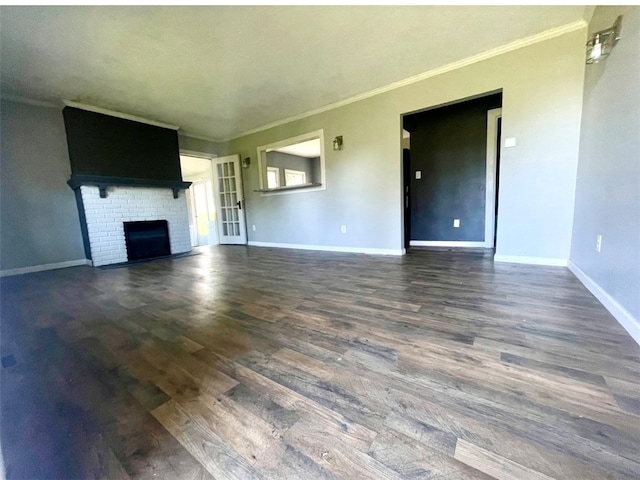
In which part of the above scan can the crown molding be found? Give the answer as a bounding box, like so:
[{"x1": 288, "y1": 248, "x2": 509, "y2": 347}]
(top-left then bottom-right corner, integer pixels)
[
  {"x1": 62, "y1": 100, "x2": 180, "y2": 130},
  {"x1": 1, "y1": 93, "x2": 59, "y2": 109},
  {"x1": 223, "y1": 19, "x2": 587, "y2": 142}
]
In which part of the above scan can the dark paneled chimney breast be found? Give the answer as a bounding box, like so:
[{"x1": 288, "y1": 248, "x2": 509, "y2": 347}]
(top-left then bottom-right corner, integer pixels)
[{"x1": 62, "y1": 106, "x2": 191, "y2": 197}]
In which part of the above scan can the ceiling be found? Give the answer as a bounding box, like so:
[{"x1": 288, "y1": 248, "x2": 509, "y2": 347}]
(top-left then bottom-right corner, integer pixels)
[
  {"x1": 180, "y1": 154, "x2": 212, "y2": 179},
  {"x1": 273, "y1": 139, "x2": 321, "y2": 158},
  {"x1": 1, "y1": 6, "x2": 588, "y2": 141}
]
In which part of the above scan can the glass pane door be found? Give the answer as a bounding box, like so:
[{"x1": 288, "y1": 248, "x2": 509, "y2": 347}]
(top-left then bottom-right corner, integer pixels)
[{"x1": 213, "y1": 155, "x2": 247, "y2": 244}]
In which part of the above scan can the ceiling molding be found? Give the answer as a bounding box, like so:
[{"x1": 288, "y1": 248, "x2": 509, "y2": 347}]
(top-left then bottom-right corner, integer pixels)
[
  {"x1": 1, "y1": 93, "x2": 59, "y2": 109},
  {"x1": 223, "y1": 19, "x2": 587, "y2": 142},
  {"x1": 63, "y1": 100, "x2": 180, "y2": 130}
]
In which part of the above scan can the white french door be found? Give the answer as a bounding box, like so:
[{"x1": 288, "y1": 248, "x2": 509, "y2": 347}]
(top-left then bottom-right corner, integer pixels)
[{"x1": 212, "y1": 155, "x2": 247, "y2": 245}]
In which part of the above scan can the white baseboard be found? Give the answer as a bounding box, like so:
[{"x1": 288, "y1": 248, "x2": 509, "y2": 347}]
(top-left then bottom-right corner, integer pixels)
[
  {"x1": 493, "y1": 254, "x2": 568, "y2": 266},
  {"x1": 0, "y1": 259, "x2": 91, "y2": 277},
  {"x1": 248, "y1": 241, "x2": 405, "y2": 256},
  {"x1": 568, "y1": 260, "x2": 640, "y2": 346},
  {"x1": 410, "y1": 241, "x2": 489, "y2": 248}
]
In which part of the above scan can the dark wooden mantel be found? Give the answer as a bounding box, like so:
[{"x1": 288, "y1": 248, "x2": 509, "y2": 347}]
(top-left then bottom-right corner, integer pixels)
[{"x1": 67, "y1": 175, "x2": 192, "y2": 199}]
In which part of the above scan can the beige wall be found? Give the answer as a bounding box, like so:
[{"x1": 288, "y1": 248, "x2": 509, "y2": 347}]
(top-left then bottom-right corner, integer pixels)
[{"x1": 227, "y1": 27, "x2": 587, "y2": 259}]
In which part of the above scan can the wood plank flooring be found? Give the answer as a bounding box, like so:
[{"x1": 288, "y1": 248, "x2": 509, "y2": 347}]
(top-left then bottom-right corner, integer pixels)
[{"x1": 1, "y1": 246, "x2": 639, "y2": 479}]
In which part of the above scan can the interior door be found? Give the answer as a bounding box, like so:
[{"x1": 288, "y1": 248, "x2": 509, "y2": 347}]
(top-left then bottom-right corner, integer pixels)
[{"x1": 213, "y1": 155, "x2": 247, "y2": 245}]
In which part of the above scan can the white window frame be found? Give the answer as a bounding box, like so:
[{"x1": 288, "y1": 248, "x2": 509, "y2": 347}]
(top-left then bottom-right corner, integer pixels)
[
  {"x1": 267, "y1": 166, "x2": 280, "y2": 188},
  {"x1": 284, "y1": 168, "x2": 306, "y2": 186}
]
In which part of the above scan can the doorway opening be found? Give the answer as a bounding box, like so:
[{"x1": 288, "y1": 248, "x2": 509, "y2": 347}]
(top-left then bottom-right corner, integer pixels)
[
  {"x1": 401, "y1": 91, "x2": 502, "y2": 251},
  {"x1": 180, "y1": 154, "x2": 218, "y2": 247}
]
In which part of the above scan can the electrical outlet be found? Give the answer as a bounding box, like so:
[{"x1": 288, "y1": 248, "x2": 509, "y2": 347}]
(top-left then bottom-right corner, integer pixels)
[
  {"x1": 252, "y1": 225, "x2": 256, "y2": 231},
  {"x1": 340, "y1": 225, "x2": 347, "y2": 234},
  {"x1": 415, "y1": 171, "x2": 422, "y2": 179},
  {"x1": 596, "y1": 234, "x2": 602, "y2": 252},
  {"x1": 453, "y1": 219, "x2": 460, "y2": 228}
]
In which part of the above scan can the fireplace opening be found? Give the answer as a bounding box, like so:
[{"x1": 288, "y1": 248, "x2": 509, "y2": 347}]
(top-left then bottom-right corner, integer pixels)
[{"x1": 124, "y1": 220, "x2": 171, "y2": 261}]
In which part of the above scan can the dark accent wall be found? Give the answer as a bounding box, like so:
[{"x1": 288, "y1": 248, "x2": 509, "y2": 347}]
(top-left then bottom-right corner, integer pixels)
[
  {"x1": 266, "y1": 151, "x2": 319, "y2": 185},
  {"x1": 62, "y1": 107, "x2": 183, "y2": 181},
  {"x1": 405, "y1": 93, "x2": 502, "y2": 242}
]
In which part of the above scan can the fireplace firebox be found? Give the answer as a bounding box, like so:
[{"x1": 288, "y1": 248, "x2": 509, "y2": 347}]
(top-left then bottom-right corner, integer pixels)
[{"x1": 124, "y1": 220, "x2": 171, "y2": 261}]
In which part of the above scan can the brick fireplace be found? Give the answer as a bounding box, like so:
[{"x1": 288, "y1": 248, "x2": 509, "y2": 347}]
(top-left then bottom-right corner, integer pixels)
[
  {"x1": 79, "y1": 185, "x2": 191, "y2": 266},
  {"x1": 63, "y1": 103, "x2": 193, "y2": 267}
]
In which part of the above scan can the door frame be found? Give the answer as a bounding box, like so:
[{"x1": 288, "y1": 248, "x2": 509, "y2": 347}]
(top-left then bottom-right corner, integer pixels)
[
  {"x1": 180, "y1": 151, "x2": 219, "y2": 247},
  {"x1": 484, "y1": 108, "x2": 502, "y2": 248}
]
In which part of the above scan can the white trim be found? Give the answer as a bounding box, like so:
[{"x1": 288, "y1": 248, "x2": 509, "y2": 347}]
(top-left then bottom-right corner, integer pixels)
[
  {"x1": 410, "y1": 241, "x2": 488, "y2": 248},
  {"x1": 248, "y1": 241, "x2": 404, "y2": 256},
  {"x1": 485, "y1": 108, "x2": 502, "y2": 248},
  {"x1": 1, "y1": 93, "x2": 59, "y2": 109},
  {"x1": 223, "y1": 20, "x2": 586, "y2": 142},
  {"x1": 257, "y1": 130, "x2": 326, "y2": 196},
  {"x1": 568, "y1": 260, "x2": 640, "y2": 346},
  {"x1": 62, "y1": 100, "x2": 180, "y2": 130},
  {"x1": 267, "y1": 166, "x2": 281, "y2": 188},
  {"x1": 259, "y1": 129, "x2": 326, "y2": 153},
  {"x1": 493, "y1": 254, "x2": 567, "y2": 266},
  {"x1": 0, "y1": 259, "x2": 91, "y2": 277},
  {"x1": 180, "y1": 149, "x2": 216, "y2": 160}
]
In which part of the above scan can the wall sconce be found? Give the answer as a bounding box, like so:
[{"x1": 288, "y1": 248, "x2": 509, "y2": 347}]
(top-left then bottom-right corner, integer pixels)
[
  {"x1": 586, "y1": 15, "x2": 622, "y2": 64},
  {"x1": 242, "y1": 157, "x2": 251, "y2": 168},
  {"x1": 333, "y1": 135, "x2": 343, "y2": 151}
]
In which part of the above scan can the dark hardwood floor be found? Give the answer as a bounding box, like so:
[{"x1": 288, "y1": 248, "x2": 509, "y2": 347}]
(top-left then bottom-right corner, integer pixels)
[{"x1": 1, "y1": 246, "x2": 639, "y2": 479}]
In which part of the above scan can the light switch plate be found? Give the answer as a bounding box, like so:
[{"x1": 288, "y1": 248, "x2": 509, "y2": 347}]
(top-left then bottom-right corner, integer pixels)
[
  {"x1": 415, "y1": 171, "x2": 422, "y2": 179},
  {"x1": 504, "y1": 137, "x2": 517, "y2": 148}
]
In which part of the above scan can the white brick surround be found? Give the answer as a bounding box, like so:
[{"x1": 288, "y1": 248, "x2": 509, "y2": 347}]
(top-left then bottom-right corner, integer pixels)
[{"x1": 80, "y1": 186, "x2": 191, "y2": 266}]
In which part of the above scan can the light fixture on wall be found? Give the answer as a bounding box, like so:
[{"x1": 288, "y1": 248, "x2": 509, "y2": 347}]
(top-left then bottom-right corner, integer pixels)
[
  {"x1": 586, "y1": 15, "x2": 622, "y2": 64},
  {"x1": 333, "y1": 135, "x2": 343, "y2": 151},
  {"x1": 242, "y1": 157, "x2": 251, "y2": 168}
]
